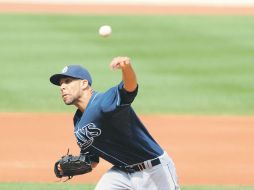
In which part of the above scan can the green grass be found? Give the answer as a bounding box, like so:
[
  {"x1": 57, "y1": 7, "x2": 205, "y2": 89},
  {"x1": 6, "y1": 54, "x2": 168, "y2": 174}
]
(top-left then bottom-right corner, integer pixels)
[
  {"x1": 0, "y1": 183, "x2": 95, "y2": 190},
  {"x1": 0, "y1": 14, "x2": 254, "y2": 114},
  {"x1": 182, "y1": 186, "x2": 254, "y2": 190},
  {"x1": 0, "y1": 183, "x2": 253, "y2": 190}
]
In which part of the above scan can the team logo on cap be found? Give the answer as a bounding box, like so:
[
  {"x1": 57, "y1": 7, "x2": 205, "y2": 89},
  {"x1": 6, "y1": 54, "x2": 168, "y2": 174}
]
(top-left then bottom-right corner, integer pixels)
[{"x1": 61, "y1": 66, "x2": 68, "y2": 73}]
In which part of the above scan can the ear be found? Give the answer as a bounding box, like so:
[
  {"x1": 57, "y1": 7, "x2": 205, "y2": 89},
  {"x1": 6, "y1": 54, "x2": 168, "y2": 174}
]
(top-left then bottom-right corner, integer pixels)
[{"x1": 81, "y1": 80, "x2": 89, "y2": 90}]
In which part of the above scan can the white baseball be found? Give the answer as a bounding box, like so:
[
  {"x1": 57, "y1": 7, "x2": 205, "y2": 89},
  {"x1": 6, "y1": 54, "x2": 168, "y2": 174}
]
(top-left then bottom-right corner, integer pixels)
[{"x1": 99, "y1": 25, "x2": 112, "y2": 37}]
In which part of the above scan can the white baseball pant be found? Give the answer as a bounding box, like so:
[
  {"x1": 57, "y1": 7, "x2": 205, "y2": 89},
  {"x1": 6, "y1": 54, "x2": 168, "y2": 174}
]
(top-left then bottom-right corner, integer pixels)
[{"x1": 95, "y1": 152, "x2": 180, "y2": 190}]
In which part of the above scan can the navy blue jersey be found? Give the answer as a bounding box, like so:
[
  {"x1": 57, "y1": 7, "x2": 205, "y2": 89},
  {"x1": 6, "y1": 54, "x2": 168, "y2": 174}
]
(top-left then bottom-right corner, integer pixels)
[{"x1": 73, "y1": 82, "x2": 163, "y2": 166}]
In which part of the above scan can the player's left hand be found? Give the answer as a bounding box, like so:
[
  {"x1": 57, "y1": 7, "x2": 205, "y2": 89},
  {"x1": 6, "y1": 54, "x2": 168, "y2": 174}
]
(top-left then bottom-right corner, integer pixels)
[
  {"x1": 110, "y1": 57, "x2": 131, "y2": 70},
  {"x1": 54, "y1": 154, "x2": 92, "y2": 180}
]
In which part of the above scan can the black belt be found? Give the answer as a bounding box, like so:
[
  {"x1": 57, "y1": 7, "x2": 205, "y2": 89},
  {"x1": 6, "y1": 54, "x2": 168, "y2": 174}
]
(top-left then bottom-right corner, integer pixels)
[{"x1": 118, "y1": 158, "x2": 161, "y2": 173}]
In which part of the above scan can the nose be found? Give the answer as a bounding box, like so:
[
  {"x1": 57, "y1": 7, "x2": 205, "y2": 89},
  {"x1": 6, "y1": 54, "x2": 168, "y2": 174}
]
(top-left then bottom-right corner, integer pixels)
[{"x1": 60, "y1": 83, "x2": 66, "y2": 91}]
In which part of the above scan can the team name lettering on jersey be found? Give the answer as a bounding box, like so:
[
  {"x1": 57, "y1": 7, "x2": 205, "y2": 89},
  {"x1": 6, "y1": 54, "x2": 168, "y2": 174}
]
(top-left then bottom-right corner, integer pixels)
[{"x1": 75, "y1": 123, "x2": 101, "y2": 150}]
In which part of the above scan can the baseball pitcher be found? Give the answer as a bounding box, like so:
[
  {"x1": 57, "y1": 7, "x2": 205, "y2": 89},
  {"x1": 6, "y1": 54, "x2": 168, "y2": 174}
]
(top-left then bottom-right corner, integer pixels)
[{"x1": 50, "y1": 57, "x2": 180, "y2": 190}]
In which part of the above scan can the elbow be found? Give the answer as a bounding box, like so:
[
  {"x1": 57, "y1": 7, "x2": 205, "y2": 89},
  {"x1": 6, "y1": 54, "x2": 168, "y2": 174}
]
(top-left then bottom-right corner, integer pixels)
[{"x1": 124, "y1": 83, "x2": 137, "y2": 92}]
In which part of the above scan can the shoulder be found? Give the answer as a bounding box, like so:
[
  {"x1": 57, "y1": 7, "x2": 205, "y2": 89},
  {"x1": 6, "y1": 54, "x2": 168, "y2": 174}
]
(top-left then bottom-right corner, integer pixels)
[{"x1": 98, "y1": 83, "x2": 121, "y2": 101}]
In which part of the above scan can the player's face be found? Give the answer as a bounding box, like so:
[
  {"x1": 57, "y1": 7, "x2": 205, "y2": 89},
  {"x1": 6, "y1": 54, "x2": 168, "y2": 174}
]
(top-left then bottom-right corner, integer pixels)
[{"x1": 59, "y1": 77, "x2": 83, "y2": 105}]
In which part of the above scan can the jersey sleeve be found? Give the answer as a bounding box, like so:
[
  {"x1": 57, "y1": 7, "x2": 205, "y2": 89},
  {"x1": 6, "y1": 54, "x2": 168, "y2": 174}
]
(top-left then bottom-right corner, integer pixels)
[
  {"x1": 80, "y1": 149, "x2": 100, "y2": 163},
  {"x1": 118, "y1": 82, "x2": 138, "y2": 105},
  {"x1": 101, "y1": 81, "x2": 138, "y2": 113}
]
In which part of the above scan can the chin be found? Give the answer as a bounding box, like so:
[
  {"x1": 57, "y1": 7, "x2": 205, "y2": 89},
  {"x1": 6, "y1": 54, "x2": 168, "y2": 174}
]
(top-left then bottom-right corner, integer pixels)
[
  {"x1": 63, "y1": 99, "x2": 73, "y2": 105},
  {"x1": 64, "y1": 102, "x2": 72, "y2": 105},
  {"x1": 64, "y1": 101, "x2": 74, "y2": 105}
]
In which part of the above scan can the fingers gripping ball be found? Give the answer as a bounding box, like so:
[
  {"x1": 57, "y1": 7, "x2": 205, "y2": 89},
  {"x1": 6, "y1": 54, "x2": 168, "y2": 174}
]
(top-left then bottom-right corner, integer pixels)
[
  {"x1": 99, "y1": 25, "x2": 112, "y2": 37},
  {"x1": 54, "y1": 153, "x2": 92, "y2": 180}
]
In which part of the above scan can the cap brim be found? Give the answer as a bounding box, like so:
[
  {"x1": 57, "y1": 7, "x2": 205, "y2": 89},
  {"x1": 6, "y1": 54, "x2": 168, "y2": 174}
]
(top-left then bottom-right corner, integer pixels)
[{"x1": 50, "y1": 74, "x2": 75, "y2": 86}]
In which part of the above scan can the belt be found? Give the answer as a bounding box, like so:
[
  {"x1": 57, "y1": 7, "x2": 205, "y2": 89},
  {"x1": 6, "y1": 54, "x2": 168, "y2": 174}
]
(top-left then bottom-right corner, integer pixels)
[{"x1": 118, "y1": 158, "x2": 161, "y2": 173}]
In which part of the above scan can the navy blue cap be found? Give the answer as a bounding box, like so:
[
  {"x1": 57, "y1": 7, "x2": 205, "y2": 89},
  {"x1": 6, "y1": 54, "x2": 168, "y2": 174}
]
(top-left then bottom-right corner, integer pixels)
[{"x1": 50, "y1": 65, "x2": 92, "y2": 86}]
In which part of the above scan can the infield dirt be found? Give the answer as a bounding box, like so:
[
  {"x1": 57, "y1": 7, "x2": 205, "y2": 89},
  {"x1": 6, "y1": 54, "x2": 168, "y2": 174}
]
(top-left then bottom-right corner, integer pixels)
[
  {"x1": 0, "y1": 2, "x2": 254, "y2": 14},
  {"x1": 0, "y1": 113, "x2": 254, "y2": 185}
]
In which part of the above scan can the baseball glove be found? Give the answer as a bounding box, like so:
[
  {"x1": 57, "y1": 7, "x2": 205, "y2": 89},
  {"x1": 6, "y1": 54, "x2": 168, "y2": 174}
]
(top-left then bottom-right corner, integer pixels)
[{"x1": 54, "y1": 150, "x2": 92, "y2": 180}]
